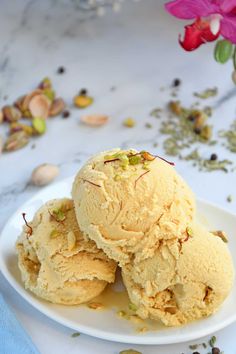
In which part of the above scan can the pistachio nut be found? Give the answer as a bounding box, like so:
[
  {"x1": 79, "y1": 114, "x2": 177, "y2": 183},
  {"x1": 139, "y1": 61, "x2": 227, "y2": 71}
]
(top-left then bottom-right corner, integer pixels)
[
  {"x1": 2, "y1": 105, "x2": 22, "y2": 122},
  {"x1": 10, "y1": 122, "x2": 33, "y2": 136},
  {"x1": 49, "y1": 98, "x2": 66, "y2": 117},
  {"x1": 4, "y1": 131, "x2": 29, "y2": 152},
  {"x1": 31, "y1": 163, "x2": 59, "y2": 186},
  {"x1": 29, "y1": 94, "x2": 50, "y2": 119},
  {"x1": 38, "y1": 77, "x2": 52, "y2": 90},
  {"x1": 32, "y1": 117, "x2": 46, "y2": 135},
  {"x1": 43, "y1": 88, "x2": 55, "y2": 102},
  {"x1": 80, "y1": 114, "x2": 109, "y2": 126},
  {"x1": 14, "y1": 95, "x2": 26, "y2": 113}
]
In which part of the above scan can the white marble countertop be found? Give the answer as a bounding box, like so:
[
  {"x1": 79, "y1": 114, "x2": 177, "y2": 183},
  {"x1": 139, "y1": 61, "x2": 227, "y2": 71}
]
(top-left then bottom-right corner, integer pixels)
[{"x1": 1, "y1": 0, "x2": 236, "y2": 353}]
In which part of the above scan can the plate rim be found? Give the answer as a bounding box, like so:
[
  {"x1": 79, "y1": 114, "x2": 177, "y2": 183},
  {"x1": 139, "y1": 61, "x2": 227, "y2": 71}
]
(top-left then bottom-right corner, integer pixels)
[{"x1": 0, "y1": 176, "x2": 236, "y2": 345}]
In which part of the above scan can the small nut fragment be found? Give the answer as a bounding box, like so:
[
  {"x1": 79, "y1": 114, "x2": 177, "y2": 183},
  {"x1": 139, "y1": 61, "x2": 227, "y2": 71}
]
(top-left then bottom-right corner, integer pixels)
[
  {"x1": 123, "y1": 117, "x2": 135, "y2": 128},
  {"x1": 168, "y1": 100, "x2": 182, "y2": 116},
  {"x1": 49, "y1": 98, "x2": 66, "y2": 117},
  {"x1": 200, "y1": 125, "x2": 212, "y2": 140},
  {"x1": 212, "y1": 230, "x2": 228, "y2": 243},
  {"x1": 2, "y1": 105, "x2": 22, "y2": 122},
  {"x1": 74, "y1": 95, "x2": 93, "y2": 108},
  {"x1": 4, "y1": 131, "x2": 29, "y2": 152},
  {"x1": 29, "y1": 94, "x2": 50, "y2": 119},
  {"x1": 87, "y1": 302, "x2": 103, "y2": 310},
  {"x1": 67, "y1": 231, "x2": 76, "y2": 251},
  {"x1": 31, "y1": 163, "x2": 59, "y2": 186},
  {"x1": 80, "y1": 114, "x2": 109, "y2": 127}
]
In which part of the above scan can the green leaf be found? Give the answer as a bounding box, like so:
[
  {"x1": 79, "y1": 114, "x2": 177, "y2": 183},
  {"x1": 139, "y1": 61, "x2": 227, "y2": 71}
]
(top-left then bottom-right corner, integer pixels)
[{"x1": 214, "y1": 40, "x2": 233, "y2": 64}]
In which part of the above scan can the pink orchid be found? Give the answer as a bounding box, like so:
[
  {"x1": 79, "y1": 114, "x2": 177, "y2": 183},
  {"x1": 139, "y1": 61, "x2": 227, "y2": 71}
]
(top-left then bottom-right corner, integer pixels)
[{"x1": 165, "y1": 0, "x2": 236, "y2": 51}]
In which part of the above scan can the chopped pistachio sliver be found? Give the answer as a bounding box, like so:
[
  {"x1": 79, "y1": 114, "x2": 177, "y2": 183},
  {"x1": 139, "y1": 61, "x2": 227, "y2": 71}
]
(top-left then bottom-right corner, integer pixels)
[
  {"x1": 50, "y1": 229, "x2": 60, "y2": 238},
  {"x1": 212, "y1": 230, "x2": 228, "y2": 243},
  {"x1": 51, "y1": 208, "x2": 66, "y2": 222},
  {"x1": 227, "y1": 195, "x2": 233, "y2": 203},
  {"x1": 117, "y1": 310, "x2": 126, "y2": 317},
  {"x1": 71, "y1": 332, "x2": 80, "y2": 338},
  {"x1": 129, "y1": 155, "x2": 142, "y2": 165},
  {"x1": 194, "y1": 87, "x2": 218, "y2": 99},
  {"x1": 209, "y1": 335, "x2": 217, "y2": 348},
  {"x1": 129, "y1": 303, "x2": 138, "y2": 312}
]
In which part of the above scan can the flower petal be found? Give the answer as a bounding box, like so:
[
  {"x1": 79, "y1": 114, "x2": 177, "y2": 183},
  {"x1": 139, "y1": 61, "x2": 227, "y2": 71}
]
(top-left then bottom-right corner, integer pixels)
[
  {"x1": 220, "y1": 0, "x2": 236, "y2": 14},
  {"x1": 179, "y1": 19, "x2": 220, "y2": 51},
  {"x1": 221, "y1": 15, "x2": 236, "y2": 43},
  {"x1": 165, "y1": 0, "x2": 219, "y2": 19}
]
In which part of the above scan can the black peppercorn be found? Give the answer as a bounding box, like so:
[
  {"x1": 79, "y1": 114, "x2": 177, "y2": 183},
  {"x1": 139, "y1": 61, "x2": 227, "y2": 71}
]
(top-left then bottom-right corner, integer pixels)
[
  {"x1": 57, "y1": 66, "x2": 65, "y2": 74},
  {"x1": 173, "y1": 78, "x2": 181, "y2": 87},
  {"x1": 62, "y1": 110, "x2": 70, "y2": 119},
  {"x1": 79, "y1": 88, "x2": 87, "y2": 96},
  {"x1": 194, "y1": 127, "x2": 201, "y2": 134},
  {"x1": 210, "y1": 153, "x2": 218, "y2": 161},
  {"x1": 192, "y1": 352, "x2": 200, "y2": 354},
  {"x1": 188, "y1": 114, "x2": 196, "y2": 122},
  {"x1": 212, "y1": 348, "x2": 220, "y2": 354}
]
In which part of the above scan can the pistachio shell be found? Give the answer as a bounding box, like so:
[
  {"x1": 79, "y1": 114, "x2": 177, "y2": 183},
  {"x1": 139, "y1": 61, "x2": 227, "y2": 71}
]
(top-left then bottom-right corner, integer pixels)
[
  {"x1": 0, "y1": 110, "x2": 3, "y2": 124},
  {"x1": 2, "y1": 105, "x2": 22, "y2": 122},
  {"x1": 80, "y1": 114, "x2": 109, "y2": 126},
  {"x1": 22, "y1": 89, "x2": 43, "y2": 111},
  {"x1": 14, "y1": 95, "x2": 26, "y2": 113},
  {"x1": 49, "y1": 98, "x2": 66, "y2": 117},
  {"x1": 29, "y1": 94, "x2": 50, "y2": 119},
  {"x1": 4, "y1": 131, "x2": 29, "y2": 152},
  {"x1": 31, "y1": 163, "x2": 59, "y2": 186}
]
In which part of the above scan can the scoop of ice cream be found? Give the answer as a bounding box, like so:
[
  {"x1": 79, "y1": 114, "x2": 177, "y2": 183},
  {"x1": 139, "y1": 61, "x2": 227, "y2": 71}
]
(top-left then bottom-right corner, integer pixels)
[
  {"x1": 122, "y1": 223, "x2": 234, "y2": 326},
  {"x1": 16, "y1": 198, "x2": 117, "y2": 305},
  {"x1": 72, "y1": 149, "x2": 195, "y2": 265}
]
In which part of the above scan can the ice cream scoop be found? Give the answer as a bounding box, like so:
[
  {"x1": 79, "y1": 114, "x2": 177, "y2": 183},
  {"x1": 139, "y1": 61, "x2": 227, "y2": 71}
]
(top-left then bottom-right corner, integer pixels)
[
  {"x1": 122, "y1": 223, "x2": 234, "y2": 326},
  {"x1": 16, "y1": 198, "x2": 117, "y2": 305},
  {"x1": 72, "y1": 149, "x2": 195, "y2": 265}
]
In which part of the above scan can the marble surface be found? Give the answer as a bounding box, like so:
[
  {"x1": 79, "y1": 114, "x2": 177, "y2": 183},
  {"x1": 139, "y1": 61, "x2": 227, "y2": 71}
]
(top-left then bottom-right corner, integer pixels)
[{"x1": 0, "y1": 0, "x2": 236, "y2": 353}]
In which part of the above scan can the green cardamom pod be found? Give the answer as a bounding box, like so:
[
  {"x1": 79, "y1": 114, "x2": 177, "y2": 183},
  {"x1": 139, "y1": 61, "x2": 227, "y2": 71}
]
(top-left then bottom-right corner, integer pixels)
[{"x1": 214, "y1": 39, "x2": 233, "y2": 64}]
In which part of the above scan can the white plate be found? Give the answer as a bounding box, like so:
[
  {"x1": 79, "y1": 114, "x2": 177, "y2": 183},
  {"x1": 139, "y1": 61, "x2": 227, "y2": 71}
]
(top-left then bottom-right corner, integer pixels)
[{"x1": 0, "y1": 176, "x2": 236, "y2": 345}]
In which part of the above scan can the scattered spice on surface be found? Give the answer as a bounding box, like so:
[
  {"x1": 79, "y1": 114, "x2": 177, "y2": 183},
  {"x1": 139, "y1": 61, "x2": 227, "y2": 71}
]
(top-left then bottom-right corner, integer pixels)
[
  {"x1": 219, "y1": 120, "x2": 236, "y2": 153},
  {"x1": 82, "y1": 179, "x2": 101, "y2": 188},
  {"x1": 22, "y1": 213, "x2": 33, "y2": 236},
  {"x1": 150, "y1": 107, "x2": 162, "y2": 118},
  {"x1": 210, "y1": 153, "x2": 218, "y2": 161},
  {"x1": 145, "y1": 122, "x2": 152, "y2": 129},
  {"x1": 71, "y1": 332, "x2": 80, "y2": 338},
  {"x1": 189, "y1": 344, "x2": 199, "y2": 350},
  {"x1": 172, "y1": 78, "x2": 181, "y2": 87},
  {"x1": 123, "y1": 117, "x2": 136, "y2": 128},
  {"x1": 57, "y1": 66, "x2": 65, "y2": 74},
  {"x1": 134, "y1": 170, "x2": 150, "y2": 189},
  {"x1": 194, "y1": 87, "x2": 218, "y2": 99},
  {"x1": 227, "y1": 194, "x2": 233, "y2": 203},
  {"x1": 62, "y1": 110, "x2": 70, "y2": 119}
]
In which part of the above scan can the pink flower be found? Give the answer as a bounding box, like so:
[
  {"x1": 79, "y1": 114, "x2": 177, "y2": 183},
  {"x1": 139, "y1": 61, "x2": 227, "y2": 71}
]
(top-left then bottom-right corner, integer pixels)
[{"x1": 165, "y1": 0, "x2": 236, "y2": 50}]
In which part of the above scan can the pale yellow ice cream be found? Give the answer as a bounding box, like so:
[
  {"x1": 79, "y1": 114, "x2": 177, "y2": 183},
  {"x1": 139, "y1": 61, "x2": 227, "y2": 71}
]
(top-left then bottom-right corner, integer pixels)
[
  {"x1": 16, "y1": 198, "x2": 117, "y2": 305},
  {"x1": 122, "y1": 223, "x2": 234, "y2": 326},
  {"x1": 72, "y1": 149, "x2": 195, "y2": 266}
]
